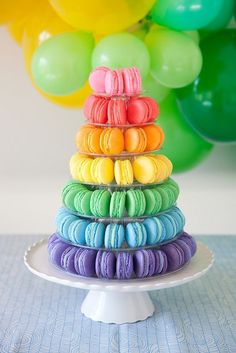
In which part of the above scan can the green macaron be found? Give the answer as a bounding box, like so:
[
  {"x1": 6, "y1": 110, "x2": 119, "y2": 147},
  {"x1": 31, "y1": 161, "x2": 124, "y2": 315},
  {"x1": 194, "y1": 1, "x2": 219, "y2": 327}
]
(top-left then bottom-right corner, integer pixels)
[
  {"x1": 143, "y1": 188, "x2": 162, "y2": 215},
  {"x1": 62, "y1": 181, "x2": 85, "y2": 211},
  {"x1": 90, "y1": 189, "x2": 111, "y2": 217},
  {"x1": 74, "y1": 188, "x2": 93, "y2": 215},
  {"x1": 126, "y1": 189, "x2": 146, "y2": 217},
  {"x1": 109, "y1": 191, "x2": 126, "y2": 218}
]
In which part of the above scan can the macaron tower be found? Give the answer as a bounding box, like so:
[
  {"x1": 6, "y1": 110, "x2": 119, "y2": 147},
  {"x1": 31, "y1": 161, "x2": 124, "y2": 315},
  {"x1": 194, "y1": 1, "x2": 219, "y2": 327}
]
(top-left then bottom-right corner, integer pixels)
[{"x1": 48, "y1": 66, "x2": 197, "y2": 280}]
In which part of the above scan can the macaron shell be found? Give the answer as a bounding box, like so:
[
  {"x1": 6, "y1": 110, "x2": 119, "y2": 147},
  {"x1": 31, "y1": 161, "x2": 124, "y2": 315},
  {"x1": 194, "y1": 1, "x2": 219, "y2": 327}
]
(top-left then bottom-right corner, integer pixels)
[
  {"x1": 107, "y1": 98, "x2": 127, "y2": 125},
  {"x1": 74, "y1": 248, "x2": 97, "y2": 277},
  {"x1": 133, "y1": 250, "x2": 150, "y2": 278},
  {"x1": 116, "y1": 252, "x2": 133, "y2": 279},
  {"x1": 85, "y1": 222, "x2": 105, "y2": 248},
  {"x1": 109, "y1": 191, "x2": 126, "y2": 218},
  {"x1": 143, "y1": 188, "x2": 162, "y2": 215},
  {"x1": 105, "y1": 69, "x2": 124, "y2": 96},
  {"x1": 124, "y1": 127, "x2": 147, "y2": 153},
  {"x1": 126, "y1": 189, "x2": 146, "y2": 217},
  {"x1": 143, "y1": 125, "x2": 165, "y2": 151},
  {"x1": 100, "y1": 127, "x2": 124, "y2": 155},
  {"x1": 114, "y1": 160, "x2": 133, "y2": 185},
  {"x1": 133, "y1": 156, "x2": 157, "y2": 184},
  {"x1": 90, "y1": 189, "x2": 111, "y2": 217},
  {"x1": 74, "y1": 189, "x2": 92, "y2": 215},
  {"x1": 89, "y1": 67, "x2": 109, "y2": 94},
  {"x1": 125, "y1": 222, "x2": 147, "y2": 248},
  {"x1": 122, "y1": 67, "x2": 141, "y2": 95}
]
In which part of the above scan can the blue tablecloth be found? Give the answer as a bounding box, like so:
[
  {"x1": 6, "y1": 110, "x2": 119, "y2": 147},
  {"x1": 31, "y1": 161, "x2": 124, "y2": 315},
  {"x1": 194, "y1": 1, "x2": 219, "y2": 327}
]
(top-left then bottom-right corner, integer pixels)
[{"x1": 0, "y1": 235, "x2": 235, "y2": 353}]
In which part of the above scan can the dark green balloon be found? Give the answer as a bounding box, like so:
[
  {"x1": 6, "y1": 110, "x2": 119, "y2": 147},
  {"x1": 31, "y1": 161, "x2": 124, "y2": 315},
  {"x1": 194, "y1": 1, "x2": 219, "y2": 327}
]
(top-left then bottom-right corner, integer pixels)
[
  {"x1": 177, "y1": 29, "x2": 236, "y2": 143},
  {"x1": 157, "y1": 93, "x2": 213, "y2": 173}
]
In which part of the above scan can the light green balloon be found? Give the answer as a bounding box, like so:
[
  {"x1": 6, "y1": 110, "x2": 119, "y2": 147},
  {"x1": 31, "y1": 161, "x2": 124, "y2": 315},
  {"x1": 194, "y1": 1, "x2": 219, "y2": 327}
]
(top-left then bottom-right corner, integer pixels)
[
  {"x1": 184, "y1": 31, "x2": 200, "y2": 45},
  {"x1": 31, "y1": 31, "x2": 94, "y2": 95},
  {"x1": 145, "y1": 29, "x2": 203, "y2": 88},
  {"x1": 92, "y1": 33, "x2": 150, "y2": 78},
  {"x1": 142, "y1": 73, "x2": 170, "y2": 102}
]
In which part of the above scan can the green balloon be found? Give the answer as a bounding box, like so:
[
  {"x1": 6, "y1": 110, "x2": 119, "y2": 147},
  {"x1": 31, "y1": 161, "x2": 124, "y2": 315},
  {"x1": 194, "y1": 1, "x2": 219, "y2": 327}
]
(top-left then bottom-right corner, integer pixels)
[
  {"x1": 149, "y1": 0, "x2": 224, "y2": 30},
  {"x1": 145, "y1": 29, "x2": 202, "y2": 88},
  {"x1": 157, "y1": 93, "x2": 213, "y2": 173},
  {"x1": 143, "y1": 73, "x2": 170, "y2": 102},
  {"x1": 92, "y1": 33, "x2": 150, "y2": 78},
  {"x1": 31, "y1": 32, "x2": 94, "y2": 95},
  {"x1": 177, "y1": 30, "x2": 236, "y2": 143},
  {"x1": 205, "y1": 0, "x2": 234, "y2": 30},
  {"x1": 184, "y1": 31, "x2": 200, "y2": 45}
]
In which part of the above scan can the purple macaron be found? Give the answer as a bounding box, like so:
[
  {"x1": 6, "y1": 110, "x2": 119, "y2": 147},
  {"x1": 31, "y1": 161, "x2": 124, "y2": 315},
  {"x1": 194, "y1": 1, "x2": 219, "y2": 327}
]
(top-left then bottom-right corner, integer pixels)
[
  {"x1": 49, "y1": 241, "x2": 69, "y2": 268},
  {"x1": 61, "y1": 246, "x2": 78, "y2": 274},
  {"x1": 175, "y1": 239, "x2": 192, "y2": 263},
  {"x1": 74, "y1": 248, "x2": 97, "y2": 277},
  {"x1": 153, "y1": 249, "x2": 166, "y2": 274},
  {"x1": 133, "y1": 249, "x2": 153, "y2": 278},
  {"x1": 161, "y1": 243, "x2": 185, "y2": 272},
  {"x1": 180, "y1": 232, "x2": 197, "y2": 256},
  {"x1": 95, "y1": 250, "x2": 116, "y2": 279},
  {"x1": 116, "y1": 252, "x2": 133, "y2": 279}
]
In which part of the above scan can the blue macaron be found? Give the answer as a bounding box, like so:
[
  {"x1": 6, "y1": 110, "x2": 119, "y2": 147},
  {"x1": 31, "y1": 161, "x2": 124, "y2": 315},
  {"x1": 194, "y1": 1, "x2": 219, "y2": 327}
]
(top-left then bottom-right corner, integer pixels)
[
  {"x1": 143, "y1": 217, "x2": 164, "y2": 245},
  {"x1": 125, "y1": 222, "x2": 147, "y2": 248},
  {"x1": 85, "y1": 222, "x2": 105, "y2": 248},
  {"x1": 104, "y1": 223, "x2": 125, "y2": 249}
]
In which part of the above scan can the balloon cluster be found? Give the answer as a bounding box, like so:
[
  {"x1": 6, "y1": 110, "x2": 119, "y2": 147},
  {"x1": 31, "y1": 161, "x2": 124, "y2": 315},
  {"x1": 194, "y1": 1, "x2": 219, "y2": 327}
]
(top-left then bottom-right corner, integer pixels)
[{"x1": 1, "y1": 0, "x2": 236, "y2": 172}]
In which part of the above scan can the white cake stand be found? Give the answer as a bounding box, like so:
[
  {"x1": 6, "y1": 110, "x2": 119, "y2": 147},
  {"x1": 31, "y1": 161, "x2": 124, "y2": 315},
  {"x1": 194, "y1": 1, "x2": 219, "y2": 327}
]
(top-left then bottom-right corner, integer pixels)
[{"x1": 24, "y1": 239, "x2": 214, "y2": 324}]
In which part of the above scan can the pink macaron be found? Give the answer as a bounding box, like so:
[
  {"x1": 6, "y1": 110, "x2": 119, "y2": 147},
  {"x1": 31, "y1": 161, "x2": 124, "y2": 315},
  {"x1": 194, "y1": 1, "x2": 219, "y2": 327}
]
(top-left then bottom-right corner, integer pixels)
[
  {"x1": 105, "y1": 69, "x2": 124, "y2": 96},
  {"x1": 127, "y1": 96, "x2": 159, "y2": 124},
  {"x1": 89, "y1": 67, "x2": 110, "y2": 94},
  {"x1": 107, "y1": 98, "x2": 128, "y2": 125},
  {"x1": 83, "y1": 95, "x2": 109, "y2": 124},
  {"x1": 122, "y1": 67, "x2": 142, "y2": 96}
]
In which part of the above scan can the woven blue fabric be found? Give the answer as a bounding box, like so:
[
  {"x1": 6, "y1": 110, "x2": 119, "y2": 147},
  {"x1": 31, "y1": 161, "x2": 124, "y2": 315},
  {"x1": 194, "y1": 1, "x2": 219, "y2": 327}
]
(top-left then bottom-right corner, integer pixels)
[{"x1": 0, "y1": 235, "x2": 235, "y2": 353}]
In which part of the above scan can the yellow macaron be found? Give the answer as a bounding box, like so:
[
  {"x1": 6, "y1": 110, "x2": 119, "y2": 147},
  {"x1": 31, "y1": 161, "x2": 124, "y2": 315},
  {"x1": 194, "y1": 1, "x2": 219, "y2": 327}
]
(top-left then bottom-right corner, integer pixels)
[{"x1": 114, "y1": 160, "x2": 134, "y2": 185}]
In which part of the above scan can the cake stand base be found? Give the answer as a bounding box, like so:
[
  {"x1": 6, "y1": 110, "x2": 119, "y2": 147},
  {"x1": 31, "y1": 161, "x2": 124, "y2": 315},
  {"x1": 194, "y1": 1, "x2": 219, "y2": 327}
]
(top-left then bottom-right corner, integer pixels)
[
  {"x1": 81, "y1": 290, "x2": 154, "y2": 324},
  {"x1": 24, "y1": 239, "x2": 214, "y2": 324}
]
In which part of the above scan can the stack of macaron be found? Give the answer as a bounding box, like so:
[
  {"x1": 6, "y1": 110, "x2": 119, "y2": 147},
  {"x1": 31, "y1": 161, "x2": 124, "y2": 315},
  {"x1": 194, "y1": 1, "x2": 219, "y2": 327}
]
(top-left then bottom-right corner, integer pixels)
[
  {"x1": 70, "y1": 153, "x2": 172, "y2": 185},
  {"x1": 47, "y1": 66, "x2": 197, "y2": 280},
  {"x1": 76, "y1": 124, "x2": 164, "y2": 155},
  {"x1": 48, "y1": 232, "x2": 197, "y2": 279},
  {"x1": 61, "y1": 179, "x2": 179, "y2": 218},
  {"x1": 55, "y1": 206, "x2": 185, "y2": 249}
]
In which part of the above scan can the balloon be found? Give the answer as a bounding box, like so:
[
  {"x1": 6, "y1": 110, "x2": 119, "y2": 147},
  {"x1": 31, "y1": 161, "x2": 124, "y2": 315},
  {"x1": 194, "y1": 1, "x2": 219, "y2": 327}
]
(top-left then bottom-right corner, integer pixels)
[
  {"x1": 40, "y1": 82, "x2": 92, "y2": 108},
  {"x1": 31, "y1": 31, "x2": 94, "y2": 95},
  {"x1": 145, "y1": 29, "x2": 202, "y2": 88},
  {"x1": 184, "y1": 31, "x2": 200, "y2": 45},
  {"x1": 149, "y1": 0, "x2": 224, "y2": 30},
  {"x1": 22, "y1": 2, "x2": 72, "y2": 73},
  {"x1": 204, "y1": 0, "x2": 234, "y2": 30},
  {"x1": 157, "y1": 93, "x2": 213, "y2": 173},
  {"x1": 92, "y1": 33, "x2": 150, "y2": 78},
  {"x1": 177, "y1": 30, "x2": 236, "y2": 143},
  {"x1": 16, "y1": 3, "x2": 91, "y2": 107},
  {"x1": 143, "y1": 74, "x2": 170, "y2": 103},
  {"x1": 0, "y1": 0, "x2": 38, "y2": 25},
  {"x1": 49, "y1": 0, "x2": 155, "y2": 35}
]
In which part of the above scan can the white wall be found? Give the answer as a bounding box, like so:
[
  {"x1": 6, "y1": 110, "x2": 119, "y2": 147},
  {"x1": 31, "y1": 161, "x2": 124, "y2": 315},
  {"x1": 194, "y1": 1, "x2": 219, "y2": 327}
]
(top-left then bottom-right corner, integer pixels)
[{"x1": 0, "y1": 27, "x2": 236, "y2": 235}]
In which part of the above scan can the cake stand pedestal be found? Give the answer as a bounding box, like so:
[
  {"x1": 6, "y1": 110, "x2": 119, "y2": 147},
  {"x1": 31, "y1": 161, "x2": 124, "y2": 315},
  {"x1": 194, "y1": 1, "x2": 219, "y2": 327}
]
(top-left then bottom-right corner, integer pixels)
[{"x1": 24, "y1": 240, "x2": 214, "y2": 324}]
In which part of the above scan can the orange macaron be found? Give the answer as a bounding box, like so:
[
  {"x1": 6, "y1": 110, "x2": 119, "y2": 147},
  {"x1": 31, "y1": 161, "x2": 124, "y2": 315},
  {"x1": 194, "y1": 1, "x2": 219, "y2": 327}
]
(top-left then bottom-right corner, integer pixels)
[
  {"x1": 76, "y1": 126, "x2": 103, "y2": 154},
  {"x1": 124, "y1": 127, "x2": 147, "y2": 153},
  {"x1": 143, "y1": 125, "x2": 165, "y2": 151},
  {"x1": 100, "y1": 127, "x2": 124, "y2": 155}
]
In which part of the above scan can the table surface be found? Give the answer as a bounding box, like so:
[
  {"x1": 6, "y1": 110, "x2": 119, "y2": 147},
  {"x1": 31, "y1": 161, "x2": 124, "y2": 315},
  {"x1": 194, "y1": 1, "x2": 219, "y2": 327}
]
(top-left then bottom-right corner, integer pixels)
[{"x1": 0, "y1": 235, "x2": 235, "y2": 353}]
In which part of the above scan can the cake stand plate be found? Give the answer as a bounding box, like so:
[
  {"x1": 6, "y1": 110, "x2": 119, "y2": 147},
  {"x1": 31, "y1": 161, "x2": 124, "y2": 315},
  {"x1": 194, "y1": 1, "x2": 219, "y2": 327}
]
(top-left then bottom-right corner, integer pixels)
[{"x1": 24, "y1": 240, "x2": 214, "y2": 324}]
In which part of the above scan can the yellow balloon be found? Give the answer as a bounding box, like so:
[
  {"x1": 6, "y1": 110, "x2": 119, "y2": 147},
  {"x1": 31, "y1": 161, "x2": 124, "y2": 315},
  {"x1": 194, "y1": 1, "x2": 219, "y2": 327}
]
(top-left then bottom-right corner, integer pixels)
[
  {"x1": 18, "y1": 1, "x2": 91, "y2": 107},
  {"x1": 0, "y1": 0, "x2": 37, "y2": 25},
  {"x1": 48, "y1": 0, "x2": 155, "y2": 34}
]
